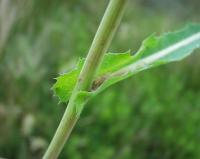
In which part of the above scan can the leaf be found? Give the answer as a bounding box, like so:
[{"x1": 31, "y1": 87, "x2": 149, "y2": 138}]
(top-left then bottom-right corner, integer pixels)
[
  {"x1": 93, "y1": 23, "x2": 200, "y2": 95},
  {"x1": 53, "y1": 23, "x2": 200, "y2": 103},
  {"x1": 52, "y1": 69, "x2": 80, "y2": 103},
  {"x1": 53, "y1": 51, "x2": 134, "y2": 102}
]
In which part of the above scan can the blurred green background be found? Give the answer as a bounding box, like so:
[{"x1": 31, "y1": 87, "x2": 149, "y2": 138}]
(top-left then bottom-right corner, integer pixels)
[{"x1": 0, "y1": 0, "x2": 200, "y2": 158}]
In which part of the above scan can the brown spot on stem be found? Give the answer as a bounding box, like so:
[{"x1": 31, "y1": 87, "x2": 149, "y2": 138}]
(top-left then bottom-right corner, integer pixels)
[{"x1": 91, "y1": 75, "x2": 107, "y2": 91}]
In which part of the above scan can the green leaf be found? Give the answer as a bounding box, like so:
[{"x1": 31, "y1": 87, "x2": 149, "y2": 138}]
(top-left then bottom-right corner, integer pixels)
[
  {"x1": 53, "y1": 69, "x2": 79, "y2": 103},
  {"x1": 94, "y1": 24, "x2": 200, "y2": 95},
  {"x1": 53, "y1": 23, "x2": 200, "y2": 103},
  {"x1": 53, "y1": 51, "x2": 133, "y2": 102}
]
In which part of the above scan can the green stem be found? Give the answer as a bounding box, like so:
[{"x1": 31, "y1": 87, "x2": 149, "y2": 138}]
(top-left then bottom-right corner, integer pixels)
[{"x1": 43, "y1": 0, "x2": 127, "y2": 158}]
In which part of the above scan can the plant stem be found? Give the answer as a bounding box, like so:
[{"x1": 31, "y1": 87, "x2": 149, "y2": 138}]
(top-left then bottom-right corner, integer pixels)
[{"x1": 43, "y1": 0, "x2": 127, "y2": 158}]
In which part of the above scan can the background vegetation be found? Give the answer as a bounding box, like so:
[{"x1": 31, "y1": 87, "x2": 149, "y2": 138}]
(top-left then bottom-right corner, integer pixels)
[{"x1": 0, "y1": 0, "x2": 200, "y2": 158}]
